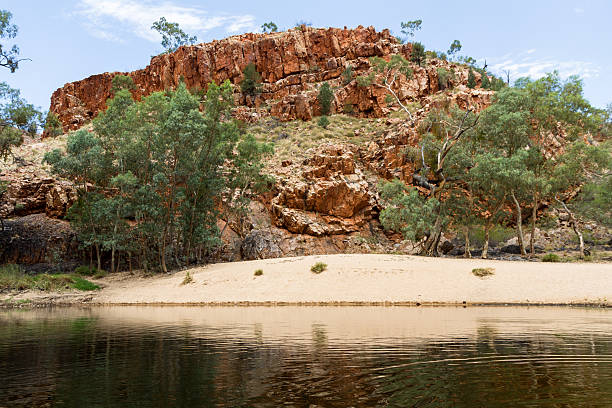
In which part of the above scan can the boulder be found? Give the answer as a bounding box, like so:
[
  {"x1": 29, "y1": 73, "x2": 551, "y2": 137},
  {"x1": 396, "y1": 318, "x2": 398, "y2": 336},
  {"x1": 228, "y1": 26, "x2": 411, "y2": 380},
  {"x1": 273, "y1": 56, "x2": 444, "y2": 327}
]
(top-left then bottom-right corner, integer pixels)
[{"x1": 240, "y1": 229, "x2": 282, "y2": 260}]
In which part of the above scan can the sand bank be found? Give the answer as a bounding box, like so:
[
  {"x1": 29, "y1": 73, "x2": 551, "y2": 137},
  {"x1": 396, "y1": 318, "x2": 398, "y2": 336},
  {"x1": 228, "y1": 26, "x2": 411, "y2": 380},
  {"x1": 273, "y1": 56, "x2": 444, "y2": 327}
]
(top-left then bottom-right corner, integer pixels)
[{"x1": 39, "y1": 254, "x2": 610, "y2": 306}]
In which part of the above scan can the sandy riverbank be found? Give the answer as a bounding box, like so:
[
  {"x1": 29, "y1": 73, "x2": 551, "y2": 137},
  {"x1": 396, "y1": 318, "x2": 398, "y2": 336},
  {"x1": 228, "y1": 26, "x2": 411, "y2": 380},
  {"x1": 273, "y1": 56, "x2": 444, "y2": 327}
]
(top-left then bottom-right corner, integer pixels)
[{"x1": 3, "y1": 254, "x2": 611, "y2": 307}]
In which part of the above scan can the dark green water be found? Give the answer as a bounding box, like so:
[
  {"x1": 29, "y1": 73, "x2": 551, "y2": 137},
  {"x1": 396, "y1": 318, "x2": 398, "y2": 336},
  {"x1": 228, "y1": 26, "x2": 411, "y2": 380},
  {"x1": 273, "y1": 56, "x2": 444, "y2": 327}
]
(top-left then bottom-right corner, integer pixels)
[{"x1": 1, "y1": 306, "x2": 611, "y2": 407}]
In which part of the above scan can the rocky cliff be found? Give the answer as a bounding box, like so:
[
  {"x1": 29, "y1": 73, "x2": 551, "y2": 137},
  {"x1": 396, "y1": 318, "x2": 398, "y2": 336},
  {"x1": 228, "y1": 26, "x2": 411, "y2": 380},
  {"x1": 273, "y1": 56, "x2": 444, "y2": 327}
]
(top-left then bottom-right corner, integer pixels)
[
  {"x1": 4, "y1": 27, "x2": 504, "y2": 268},
  {"x1": 48, "y1": 26, "x2": 489, "y2": 133}
]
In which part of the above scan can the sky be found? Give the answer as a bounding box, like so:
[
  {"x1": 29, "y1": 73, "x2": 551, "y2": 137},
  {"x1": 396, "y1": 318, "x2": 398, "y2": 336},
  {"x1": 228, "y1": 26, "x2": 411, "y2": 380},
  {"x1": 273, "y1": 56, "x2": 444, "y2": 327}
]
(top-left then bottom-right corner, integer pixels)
[{"x1": 2, "y1": 0, "x2": 611, "y2": 111}]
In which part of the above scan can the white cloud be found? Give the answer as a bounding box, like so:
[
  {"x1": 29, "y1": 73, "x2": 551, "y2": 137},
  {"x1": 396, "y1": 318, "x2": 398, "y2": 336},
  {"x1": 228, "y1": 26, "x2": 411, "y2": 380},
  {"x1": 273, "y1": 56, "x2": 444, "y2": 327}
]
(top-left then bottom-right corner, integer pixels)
[
  {"x1": 489, "y1": 52, "x2": 601, "y2": 83},
  {"x1": 574, "y1": 7, "x2": 585, "y2": 14},
  {"x1": 74, "y1": 0, "x2": 256, "y2": 43}
]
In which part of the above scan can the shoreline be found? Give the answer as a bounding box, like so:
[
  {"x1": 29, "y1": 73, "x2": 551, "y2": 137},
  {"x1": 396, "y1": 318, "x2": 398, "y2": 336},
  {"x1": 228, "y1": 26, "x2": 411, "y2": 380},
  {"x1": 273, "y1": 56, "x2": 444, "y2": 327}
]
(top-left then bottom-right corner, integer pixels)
[{"x1": 2, "y1": 254, "x2": 611, "y2": 308}]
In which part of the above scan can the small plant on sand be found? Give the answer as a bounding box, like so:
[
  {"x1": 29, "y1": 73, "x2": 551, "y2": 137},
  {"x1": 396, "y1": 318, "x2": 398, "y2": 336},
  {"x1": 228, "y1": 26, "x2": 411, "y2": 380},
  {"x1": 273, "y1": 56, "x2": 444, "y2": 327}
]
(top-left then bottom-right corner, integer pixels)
[
  {"x1": 542, "y1": 253, "x2": 560, "y2": 262},
  {"x1": 181, "y1": 271, "x2": 194, "y2": 285},
  {"x1": 472, "y1": 267, "x2": 495, "y2": 278},
  {"x1": 311, "y1": 262, "x2": 327, "y2": 274},
  {"x1": 254, "y1": 269, "x2": 263, "y2": 277}
]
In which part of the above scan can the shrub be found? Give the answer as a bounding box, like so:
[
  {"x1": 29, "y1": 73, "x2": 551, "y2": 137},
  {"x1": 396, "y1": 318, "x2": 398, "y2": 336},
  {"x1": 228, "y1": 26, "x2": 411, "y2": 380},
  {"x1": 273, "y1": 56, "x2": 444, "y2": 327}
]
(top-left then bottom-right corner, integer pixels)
[
  {"x1": 311, "y1": 262, "x2": 327, "y2": 274},
  {"x1": 437, "y1": 68, "x2": 452, "y2": 90},
  {"x1": 261, "y1": 22, "x2": 278, "y2": 33},
  {"x1": 317, "y1": 82, "x2": 333, "y2": 115},
  {"x1": 343, "y1": 102, "x2": 355, "y2": 115},
  {"x1": 472, "y1": 267, "x2": 495, "y2": 278},
  {"x1": 542, "y1": 253, "x2": 560, "y2": 262},
  {"x1": 44, "y1": 112, "x2": 63, "y2": 137},
  {"x1": 467, "y1": 69, "x2": 476, "y2": 89},
  {"x1": 318, "y1": 115, "x2": 330, "y2": 129},
  {"x1": 356, "y1": 72, "x2": 374, "y2": 87},
  {"x1": 93, "y1": 269, "x2": 108, "y2": 279},
  {"x1": 254, "y1": 269, "x2": 263, "y2": 276},
  {"x1": 240, "y1": 62, "x2": 263, "y2": 96},
  {"x1": 410, "y1": 42, "x2": 426, "y2": 66},
  {"x1": 342, "y1": 66, "x2": 354, "y2": 85},
  {"x1": 181, "y1": 271, "x2": 194, "y2": 285},
  {"x1": 481, "y1": 73, "x2": 491, "y2": 89}
]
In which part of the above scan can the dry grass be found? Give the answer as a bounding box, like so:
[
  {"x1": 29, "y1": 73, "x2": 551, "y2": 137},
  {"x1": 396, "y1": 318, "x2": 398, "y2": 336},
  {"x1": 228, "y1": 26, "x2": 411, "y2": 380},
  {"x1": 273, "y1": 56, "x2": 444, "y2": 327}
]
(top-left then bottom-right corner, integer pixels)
[
  {"x1": 247, "y1": 115, "x2": 382, "y2": 163},
  {"x1": 0, "y1": 132, "x2": 69, "y2": 173},
  {"x1": 472, "y1": 267, "x2": 495, "y2": 278}
]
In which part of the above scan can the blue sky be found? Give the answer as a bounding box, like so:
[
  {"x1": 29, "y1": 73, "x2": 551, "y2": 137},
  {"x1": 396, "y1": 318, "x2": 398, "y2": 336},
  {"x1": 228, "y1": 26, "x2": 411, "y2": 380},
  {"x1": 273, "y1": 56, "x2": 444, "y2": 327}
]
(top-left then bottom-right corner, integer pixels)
[{"x1": 2, "y1": 0, "x2": 611, "y2": 111}]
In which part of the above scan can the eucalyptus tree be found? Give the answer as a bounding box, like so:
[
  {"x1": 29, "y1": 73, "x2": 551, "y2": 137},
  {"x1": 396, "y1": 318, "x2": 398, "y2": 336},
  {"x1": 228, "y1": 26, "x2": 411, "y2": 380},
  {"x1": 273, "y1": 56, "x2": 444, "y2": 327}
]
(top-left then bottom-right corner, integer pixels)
[
  {"x1": 151, "y1": 17, "x2": 197, "y2": 54},
  {"x1": 46, "y1": 79, "x2": 272, "y2": 272}
]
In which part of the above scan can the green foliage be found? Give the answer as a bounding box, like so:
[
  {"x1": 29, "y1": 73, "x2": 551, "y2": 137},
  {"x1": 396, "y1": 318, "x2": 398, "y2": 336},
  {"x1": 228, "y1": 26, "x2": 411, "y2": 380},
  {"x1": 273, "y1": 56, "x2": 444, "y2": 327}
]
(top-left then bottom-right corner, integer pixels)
[
  {"x1": 0, "y1": 265, "x2": 99, "y2": 291},
  {"x1": 71, "y1": 276, "x2": 100, "y2": 291},
  {"x1": 467, "y1": 69, "x2": 476, "y2": 89},
  {"x1": 480, "y1": 72, "x2": 491, "y2": 89},
  {"x1": 310, "y1": 262, "x2": 327, "y2": 274},
  {"x1": 240, "y1": 62, "x2": 263, "y2": 96},
  {"x1": 410, "y1": 42, "x2": 426, "y2": 66},
  {"x1": 254, "y1": 269, "x2": 263, "y2": 276},
  {"x1": 44, "y1": 112, "x2": 62, "y2": 137},
  {"x1": 447, "y1": 40, "x2": 462, "y2": 60},
  {"x1": 317, "y1": 82, "x2": 333, "y2": 116},
  {"x1": 110, "y1": 75, "x2": 135, "y2": 94},
  {"x1": 458, "y1": 55, "x2": 477, "y2": 67},
  {"x1": 0, "y1": 9, "x2": 22, "y2": 72},
  {"x1": 45, "y1": 80, "x2": 272, "y2": 273},
  {"x1": 318, "y1": 115, "x2": 330, "y2": 128},
  {"x1": 1, "y1": 82, "x2": 41, "y2": 160},
  {"x1": 436, "y1": 68, "x2": 452, "y2": 90},
  {"x1": 151, "y1": 17, "x2": 197, "y2": 54},
  {"x1": 341, "y1": 65, "x2": 354, "y2": 85},
  {"x1": 542, "y1": 253, "x2": 560, "y2": 262},
  {"x1": 356, "y1": 72, "x2": 374, "y2": 87},
  {"x1": 425, "y1": 50, "x2": 446, "y2": 60},
  {"x1": 261, "y1": 22, "x2": 278, "y2": 33},
  {"x1": 400, "y1": 19, "x2": 422, "y2": 38},
  {"x1": 379, "y1": 179, "x2": 439, "y2": 242},
  {"x1": 181, "y1": 271, "x2": 194, "y2": 285}
]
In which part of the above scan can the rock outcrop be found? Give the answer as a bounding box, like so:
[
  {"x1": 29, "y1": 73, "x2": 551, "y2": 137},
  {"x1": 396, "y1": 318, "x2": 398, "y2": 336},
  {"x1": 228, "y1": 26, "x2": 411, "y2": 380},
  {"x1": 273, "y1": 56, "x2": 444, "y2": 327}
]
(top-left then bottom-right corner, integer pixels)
[
  {"x1": 271, "y1": 144, "x2": 376, "y2": 236},
  {"x1": 0, "y1": 171, "x2": 76, "y2": 219},
  {"x1": 48, "y1": 26, "x2": 489, "y2": 134},
  {"x1": 0, "y1": 214, "x2": 79, "y2": 267}
]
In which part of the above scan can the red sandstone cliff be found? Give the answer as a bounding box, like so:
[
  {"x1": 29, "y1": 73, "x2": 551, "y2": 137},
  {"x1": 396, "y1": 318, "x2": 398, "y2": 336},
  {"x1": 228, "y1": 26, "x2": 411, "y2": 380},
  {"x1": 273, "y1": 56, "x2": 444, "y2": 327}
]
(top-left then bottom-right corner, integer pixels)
[{"x1": 48, "y1": 26, "x2": 490, "y2": 133}]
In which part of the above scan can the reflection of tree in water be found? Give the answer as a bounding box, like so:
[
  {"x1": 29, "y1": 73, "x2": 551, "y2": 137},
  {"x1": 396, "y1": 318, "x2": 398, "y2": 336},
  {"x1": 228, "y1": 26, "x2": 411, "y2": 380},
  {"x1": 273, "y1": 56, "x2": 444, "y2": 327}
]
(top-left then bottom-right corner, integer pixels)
[{"x1": 1, "y1": 315, "x2": 612, "y2": 407}]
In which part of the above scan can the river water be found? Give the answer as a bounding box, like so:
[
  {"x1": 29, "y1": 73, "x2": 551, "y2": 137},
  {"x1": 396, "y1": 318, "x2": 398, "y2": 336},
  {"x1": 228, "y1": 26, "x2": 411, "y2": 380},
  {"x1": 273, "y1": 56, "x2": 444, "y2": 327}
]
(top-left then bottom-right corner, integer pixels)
[{"x1": 1, "y1": 306, "x2": 611, "y2": 407}]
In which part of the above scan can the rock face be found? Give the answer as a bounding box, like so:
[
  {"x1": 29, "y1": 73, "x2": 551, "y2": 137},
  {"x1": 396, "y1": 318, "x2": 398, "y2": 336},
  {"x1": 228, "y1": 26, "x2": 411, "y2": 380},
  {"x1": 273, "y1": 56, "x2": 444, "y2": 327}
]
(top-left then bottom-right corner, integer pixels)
[
  {"x1": 271, "y1": 144, "x2": 376, "y2": 237},
  {"x1": 0, "y1": 171, "x2": 77, "y2": 219},
  {"x1": 48, "y1": 26, "x2": 489, "y2": 134},
  {"x1": 0, "y1": 214, "x2": 79, "y2": 267}
]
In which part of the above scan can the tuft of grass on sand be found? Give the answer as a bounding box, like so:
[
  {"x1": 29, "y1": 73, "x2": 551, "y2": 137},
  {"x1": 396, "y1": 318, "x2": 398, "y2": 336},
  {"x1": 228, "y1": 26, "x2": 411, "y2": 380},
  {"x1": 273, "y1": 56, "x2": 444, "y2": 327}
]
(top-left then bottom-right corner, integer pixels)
[
  {"x1": 472, "y1": 267, "x2": 495, "y2": 278},
  {"x1": 181, "y1": 271, "x2": 194, "y2": 285},
  {"x1": 542, "y1": 253, "x2": 560, "y2": 263},
  {"x1": 0, "y1": 264, "x2": 99, "y2": 292},
  {"x1": 311, "y1": 262, "x2": 328, "y2": 274},
  {"x1": 254, "y1": 269, "x2": 263, "y2": 277}
]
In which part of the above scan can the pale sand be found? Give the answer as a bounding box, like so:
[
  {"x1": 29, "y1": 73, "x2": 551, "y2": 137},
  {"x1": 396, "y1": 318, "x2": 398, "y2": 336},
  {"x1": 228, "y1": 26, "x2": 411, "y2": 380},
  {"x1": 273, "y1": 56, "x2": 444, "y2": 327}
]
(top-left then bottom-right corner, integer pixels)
[{"x1": 81, "y1": 254, "x2": 612, "y2": 306}]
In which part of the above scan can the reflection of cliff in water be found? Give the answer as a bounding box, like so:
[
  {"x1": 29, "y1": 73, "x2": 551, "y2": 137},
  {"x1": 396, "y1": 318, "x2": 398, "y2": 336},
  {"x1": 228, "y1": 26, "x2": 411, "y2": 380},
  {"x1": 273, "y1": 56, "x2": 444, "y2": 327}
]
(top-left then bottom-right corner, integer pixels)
[{"x1": 1, "y1": 307, "x2": 612, "y2": 407}]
